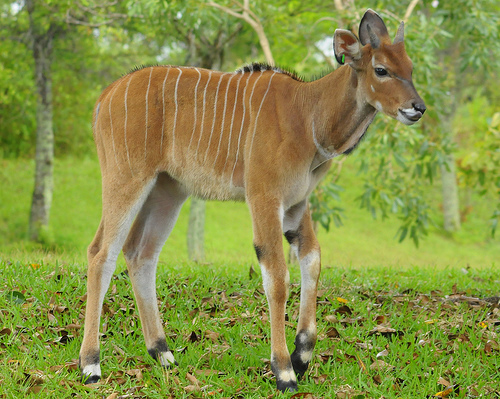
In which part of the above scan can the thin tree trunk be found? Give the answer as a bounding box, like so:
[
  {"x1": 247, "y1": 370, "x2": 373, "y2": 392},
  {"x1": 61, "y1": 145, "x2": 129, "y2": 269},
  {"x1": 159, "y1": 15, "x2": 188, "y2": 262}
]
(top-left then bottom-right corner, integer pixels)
[
  {"x1": 27, "y1": 2, "x2": 55, "y2": 242},
  {"x1": 187, "y1": 198, "x2": 206, "y2": 262},
  {"x1": 185, "y1": 54, "x2": 225, "y2": 262},
  {"x1": 440, "y1": 153, "x2": 461, "y2": 232}
]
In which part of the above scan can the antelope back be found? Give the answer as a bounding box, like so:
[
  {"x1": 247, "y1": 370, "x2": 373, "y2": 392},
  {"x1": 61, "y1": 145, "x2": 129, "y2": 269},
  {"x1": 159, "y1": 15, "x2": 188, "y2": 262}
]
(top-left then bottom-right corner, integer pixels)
[{"x1": 93, "y1": 65, "x2": 286, "y2": 200}]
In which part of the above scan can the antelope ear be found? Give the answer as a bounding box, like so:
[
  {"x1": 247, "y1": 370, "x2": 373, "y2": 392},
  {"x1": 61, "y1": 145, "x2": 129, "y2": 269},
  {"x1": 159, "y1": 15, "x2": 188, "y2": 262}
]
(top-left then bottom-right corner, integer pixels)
[
  {"x1": 359, "y1": 9, "x2": 390, "y2": 48},
  {"x1": 333, "y1": 29, "x2": 361, "y2": 65}
]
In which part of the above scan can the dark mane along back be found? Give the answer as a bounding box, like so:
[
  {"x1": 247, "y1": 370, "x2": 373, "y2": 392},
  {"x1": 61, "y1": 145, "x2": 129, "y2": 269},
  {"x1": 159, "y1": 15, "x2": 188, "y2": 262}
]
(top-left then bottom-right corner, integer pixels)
[{"x1": 236, "y1": 63, "x2": 304, "y2": 82}]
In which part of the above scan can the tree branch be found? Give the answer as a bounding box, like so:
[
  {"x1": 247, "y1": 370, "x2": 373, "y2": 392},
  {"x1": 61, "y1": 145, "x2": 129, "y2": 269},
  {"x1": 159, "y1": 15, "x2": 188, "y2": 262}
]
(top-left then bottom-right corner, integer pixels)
[
  {"x1": 333, "y1": 0, "x2": 344, "y2": 10},
  {"x1": 207, "y1": 1, "x2": 274, "y2": 65},
  {"x1": 314, "y1": 43, "x2": 336, "y2": 69},
  {"x1": 403, "y1": 0, "x2": 420, "y2": 22},
  {"x1": 65, "y1": 1, "x2": 127, "y2": 28}
]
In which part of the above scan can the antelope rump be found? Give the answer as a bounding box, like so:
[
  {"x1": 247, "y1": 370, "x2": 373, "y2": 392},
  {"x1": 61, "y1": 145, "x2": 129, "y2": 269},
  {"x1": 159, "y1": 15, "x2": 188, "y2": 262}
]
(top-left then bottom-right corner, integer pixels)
[{"x1": 79, "y1": 9, "x2": 426, "y2": 393}]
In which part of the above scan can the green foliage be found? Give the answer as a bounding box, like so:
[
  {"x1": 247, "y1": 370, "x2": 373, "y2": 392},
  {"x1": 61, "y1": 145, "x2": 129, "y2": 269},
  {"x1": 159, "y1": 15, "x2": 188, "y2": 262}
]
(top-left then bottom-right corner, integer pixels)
[
  {"x1": 315, "y1": 0, "x2": 500, "y2": 245},
  {"x1": 1, "y1": 0, "x2": 499, "y2": 245},
  {"x1": 0, "y1": 0, "x2": 171, "y2": 158},
  {"x1": 310, "y1": 178, "x2": 344, "y2": 232},
  {"x1": 0, "y1": 3, "x2": 36, "y2": 157},
  {"x1": 458, "y1": 112, "x2": 500, "y2": 236}
]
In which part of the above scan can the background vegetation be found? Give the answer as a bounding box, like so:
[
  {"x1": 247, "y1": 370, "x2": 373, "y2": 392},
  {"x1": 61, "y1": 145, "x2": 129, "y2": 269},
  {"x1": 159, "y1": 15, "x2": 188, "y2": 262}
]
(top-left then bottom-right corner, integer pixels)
[
  {"x1": 0, "y1": 0, "x2": 498, "y2": 253},
  {"x1": 0, "y1": 0, "x2": 499, "y2": 397}
]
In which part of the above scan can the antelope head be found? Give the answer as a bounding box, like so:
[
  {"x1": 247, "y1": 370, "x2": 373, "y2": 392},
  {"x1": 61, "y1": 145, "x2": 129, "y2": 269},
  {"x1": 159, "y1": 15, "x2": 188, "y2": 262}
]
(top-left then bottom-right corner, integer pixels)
[{"x1": 334, "y1": 9, "x2": 426, "y2": 125}]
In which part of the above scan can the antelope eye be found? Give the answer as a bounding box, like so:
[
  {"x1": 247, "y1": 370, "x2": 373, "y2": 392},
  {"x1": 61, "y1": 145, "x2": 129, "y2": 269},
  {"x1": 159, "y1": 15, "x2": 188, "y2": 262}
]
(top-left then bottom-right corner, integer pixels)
[{"x1": 375, "y1": 67, "x2": 388, "y2": 77}]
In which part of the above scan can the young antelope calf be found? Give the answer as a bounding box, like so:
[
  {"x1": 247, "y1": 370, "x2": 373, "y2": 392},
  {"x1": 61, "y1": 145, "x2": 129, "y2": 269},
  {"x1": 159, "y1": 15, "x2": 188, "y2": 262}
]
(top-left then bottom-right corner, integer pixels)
[{"x1": 79, "y1": 9, "x2": 425, "y2": 392}]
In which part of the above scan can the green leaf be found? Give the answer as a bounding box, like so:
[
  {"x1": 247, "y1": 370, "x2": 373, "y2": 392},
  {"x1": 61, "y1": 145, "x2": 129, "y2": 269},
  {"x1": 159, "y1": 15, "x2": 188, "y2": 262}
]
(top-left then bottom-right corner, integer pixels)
[
  {"x1": 398, "y1": 227, "x2": 408, "y2": 243},
  {"x1": 5, "y1": 291, "x2": 26, "y2": 305}
]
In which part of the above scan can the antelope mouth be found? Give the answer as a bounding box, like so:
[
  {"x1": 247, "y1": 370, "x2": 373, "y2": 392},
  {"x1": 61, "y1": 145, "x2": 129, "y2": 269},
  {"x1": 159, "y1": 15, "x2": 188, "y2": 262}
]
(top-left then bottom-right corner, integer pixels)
[{"x1": 397, "y1": 108, "x2": 423, "y2": 125}]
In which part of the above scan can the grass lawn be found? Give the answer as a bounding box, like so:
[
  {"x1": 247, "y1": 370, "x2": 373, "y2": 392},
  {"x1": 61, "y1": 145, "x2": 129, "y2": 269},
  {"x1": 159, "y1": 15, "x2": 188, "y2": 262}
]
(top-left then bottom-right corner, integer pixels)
[
  {"x1": 0, "y1": 260, "x2": 499, "y2": 398},
  {"x1": 1, "y1": 157, "x2": 499, "y2": 398}
]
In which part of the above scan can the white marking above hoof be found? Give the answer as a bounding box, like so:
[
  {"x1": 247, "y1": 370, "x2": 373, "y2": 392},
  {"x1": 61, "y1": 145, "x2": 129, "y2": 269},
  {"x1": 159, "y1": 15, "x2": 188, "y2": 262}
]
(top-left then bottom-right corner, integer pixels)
[
  {"x1": 278, "y1": 369, "x2": 297, "y2": 383},
  {"x1": 300, "y1": 349, "x2": 313, "y2": 364},
  {"x1": 82, "y1": 364, "x2": 101, "y2": 378},
  {"x1": 159, "y1": 351, "x2": 176, "y2": 367}
]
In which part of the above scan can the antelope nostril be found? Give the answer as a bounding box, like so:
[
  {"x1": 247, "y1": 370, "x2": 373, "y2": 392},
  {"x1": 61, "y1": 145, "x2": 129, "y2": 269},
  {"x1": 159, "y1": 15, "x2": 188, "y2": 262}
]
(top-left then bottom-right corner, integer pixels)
[{"x1": 414, "y1": 103, "x2": 426, "y2": 115}]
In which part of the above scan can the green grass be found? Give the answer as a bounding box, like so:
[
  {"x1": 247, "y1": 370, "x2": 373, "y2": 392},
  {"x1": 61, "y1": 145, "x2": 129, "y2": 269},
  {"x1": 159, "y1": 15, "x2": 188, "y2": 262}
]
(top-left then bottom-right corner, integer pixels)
[{"x1": 1, "y1": 260, "x2": 499, "y2": 398}]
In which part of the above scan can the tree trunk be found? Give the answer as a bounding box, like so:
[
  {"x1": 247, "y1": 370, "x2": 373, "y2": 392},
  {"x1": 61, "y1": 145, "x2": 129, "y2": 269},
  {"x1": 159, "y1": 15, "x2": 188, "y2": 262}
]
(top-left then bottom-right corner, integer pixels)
[
  {"x1": 28, "y1": 3, "x2": 55, "y2": 242},
  {"x1": 440, "y1": 153, "x2": 461, "y2": 232},
  {"x1": 185, "y1": 54, "x2": 224, "y2": 262},
  {"x1": 187, "y1": 198, "x2": 206, "y2": 262}
]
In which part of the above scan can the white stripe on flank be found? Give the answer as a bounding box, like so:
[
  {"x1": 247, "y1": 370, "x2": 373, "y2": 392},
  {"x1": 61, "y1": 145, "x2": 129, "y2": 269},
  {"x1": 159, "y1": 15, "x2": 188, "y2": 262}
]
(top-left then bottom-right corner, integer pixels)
[
  {"x1": 223, "y1": 73, "x2": 244, "y2": 172},
  {"x1": 108, "y1": 79, "x2": 124, "y2": 171},
  {"x1": 195, "y1": 70, "x2": 213, "y2": 158},
  {"x1": 172, "y1": 68, "x2": 183, "y2": 163},
  {"x1": 248, "y1": 70, "x2": 264, "y2": 118},
  {"x1": 213, "y1": 73, "x2": 235, "y2": 168},
  {"x1": 247, "y1": 71, "x2": 277, "y2": 165},
  {"x1": 124, "y1": 74, "x2": 134, "y2": 175},
  {"x1": 160, "y1": 68, "x2": 171, "y2": 156},
  {"x1": 94, "y1": 102, "x2": 100, "y2": 127},
  {"x1": 230, "y1": 71, "x2": 253, "y2": 185},
  {"x1": 204, "y1": 73, "x2": 224, "y2": 163},
  {"x1": 144, "y1": 67, "x2": 153, "y2": 161},
  {"x1": 231, "y1": 70, "x2": 264, "y2": 175},
  {"x1": 188, "y1": 68, "x2": 202, "y2": 152}
]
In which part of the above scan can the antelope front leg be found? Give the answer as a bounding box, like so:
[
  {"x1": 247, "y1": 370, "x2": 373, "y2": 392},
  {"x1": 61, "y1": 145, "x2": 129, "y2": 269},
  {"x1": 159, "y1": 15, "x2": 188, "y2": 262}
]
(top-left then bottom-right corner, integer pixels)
[
  {"x1": 284, "y1": 202, "x2": 321, "y2": 379},
  {"x1": 250, "y1": 198, "x2": 297, "y2": 392}
]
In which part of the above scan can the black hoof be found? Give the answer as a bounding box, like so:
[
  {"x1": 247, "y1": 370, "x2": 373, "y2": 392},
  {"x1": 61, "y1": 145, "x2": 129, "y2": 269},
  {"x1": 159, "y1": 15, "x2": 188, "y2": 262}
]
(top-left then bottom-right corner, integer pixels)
[
  {"x1": 148, "y1": 339, "x2": 177, "y2": 367},
  {"x1": 291, "y1": 350, "x2": 309, "y2": 380},
  {"x1": 271, "y1": 359, "x2": 298, "y2": 393},
  {"x1": 276, "y1": 378, "x2": 298, "y2": 393},
  {"x1": 290, "y1": 330, "x2": 315, "y2": 380},
  {"x1": 82, "y1": 373, "x2": 100, "y2": 385},
  {"x1": 79, "y1": 352, "x2": 101, "y2": 385}
]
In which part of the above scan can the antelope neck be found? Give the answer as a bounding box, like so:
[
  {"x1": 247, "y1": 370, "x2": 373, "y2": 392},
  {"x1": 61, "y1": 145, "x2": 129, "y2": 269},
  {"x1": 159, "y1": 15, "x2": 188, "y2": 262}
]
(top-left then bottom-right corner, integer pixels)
[{"x1": 305, "y1": 66, "x2": 377, "y2": 167}]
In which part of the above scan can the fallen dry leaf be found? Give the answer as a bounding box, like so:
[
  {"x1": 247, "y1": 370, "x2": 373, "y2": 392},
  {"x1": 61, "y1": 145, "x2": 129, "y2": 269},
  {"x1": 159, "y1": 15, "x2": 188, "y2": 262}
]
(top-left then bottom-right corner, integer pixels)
[
  {"x1": 369, "y1": 360, "x2": 394, "y2": 372},
  {"x1": 290, "y1": 393, "x2": 315, "y2": 399},
  {"x1": 325, "y1": 314, "x2": 339, "y2": 323},
  {"x1": 326, "y1": 327, "x2": 340, "y2": 338},
  {"x1": 437, "y1": 377, "x2": 451, "y2": 386},
  {"x1": 434, "y1": 384, "x2": 460, "y2": 397},
  {"x1": 335, "y1": 305, "x2": 353, "y2": 316},
  {"x1": 125, "y1": 368, "x2": 143, "y2": 380},
  {"x1": 376, "y1": 349, "x2": 389, "y2": 358},
  {"x1": 186, "y1": 372, "x2": 201, "y2": 388}
]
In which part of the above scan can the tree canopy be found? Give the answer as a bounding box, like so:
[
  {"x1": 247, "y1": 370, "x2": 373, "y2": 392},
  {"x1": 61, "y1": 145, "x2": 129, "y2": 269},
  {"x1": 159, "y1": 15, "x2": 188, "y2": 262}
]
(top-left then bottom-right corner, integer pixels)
[{"x1": 0, "y1": 0, "x2": 498, "y2": 244}]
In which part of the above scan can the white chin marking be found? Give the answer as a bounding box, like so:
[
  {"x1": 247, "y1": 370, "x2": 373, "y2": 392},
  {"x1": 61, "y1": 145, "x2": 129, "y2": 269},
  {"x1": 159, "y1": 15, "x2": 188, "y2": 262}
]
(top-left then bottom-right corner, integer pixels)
[
  {"x1": 279, "y1": 369, "x2": 297, "y2": 383},
  {"x1": 159, "y1": 351, "x2": 176, "y2": 366},
  {"x1": 82, "y1": 364, "x2": 101, "y2": 378},
  {"x1": 396, "y1": 111, "x2": 417, "y2": 125}
]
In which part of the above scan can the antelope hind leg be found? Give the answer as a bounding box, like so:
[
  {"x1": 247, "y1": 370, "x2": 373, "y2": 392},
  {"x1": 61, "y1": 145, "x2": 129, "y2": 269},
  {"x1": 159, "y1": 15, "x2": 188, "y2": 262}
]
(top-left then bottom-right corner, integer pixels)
[
  {"x1": 79, "y1": 178, "x2": 156, "y2": 383},
  {"x1": 122, "y1": 174, "x2": 187, "y2": 369}
]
